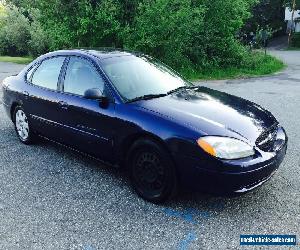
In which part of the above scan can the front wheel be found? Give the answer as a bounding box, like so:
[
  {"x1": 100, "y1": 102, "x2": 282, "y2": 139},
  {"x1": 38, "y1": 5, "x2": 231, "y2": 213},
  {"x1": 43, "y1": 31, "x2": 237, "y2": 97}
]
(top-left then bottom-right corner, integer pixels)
[
  {"x1": 13, "y1": 106, "x2": 36, "y2": 144},
  {"x1": 128, "y1": 139, "x2": 178, "y2": 203}
]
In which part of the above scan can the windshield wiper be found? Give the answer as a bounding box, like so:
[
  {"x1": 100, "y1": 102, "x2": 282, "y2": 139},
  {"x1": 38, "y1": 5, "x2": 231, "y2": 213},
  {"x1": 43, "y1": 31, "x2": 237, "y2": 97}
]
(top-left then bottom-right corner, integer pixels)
[
  {"x1": 127, "y1": 93, "x2": 167, "y2": 103},
  {"x1": 126, "y1": 85, "x2": 198, "y2": 103},
  {"x1": 167, "y1": 85, "x2": 198, "y2": 95}
]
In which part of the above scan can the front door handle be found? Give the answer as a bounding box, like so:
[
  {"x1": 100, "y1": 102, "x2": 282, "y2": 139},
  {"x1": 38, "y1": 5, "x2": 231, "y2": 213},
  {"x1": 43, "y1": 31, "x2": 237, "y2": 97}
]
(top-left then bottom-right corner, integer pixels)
[
  {"x1": 58, "y1": 101, "x2": 69, "y2": 110},
  {"x1": 23, "y1": 91, "x2": 29, "y2": 99}
]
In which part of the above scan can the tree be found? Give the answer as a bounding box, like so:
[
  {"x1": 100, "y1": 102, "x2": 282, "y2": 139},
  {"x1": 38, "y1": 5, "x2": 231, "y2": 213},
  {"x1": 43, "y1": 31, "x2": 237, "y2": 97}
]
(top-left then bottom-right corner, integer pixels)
[
  {"x1": 244, "y1": 0, "x2": 285, "y2": 35},
  {"x1": 285, "y1": 0, "x2": 300, "y2": 9},
  {"x1": 0, "y1": 5, "x2": 49, "y2": 56},
  {"x1": 32, "y1": 0, "x2": 122, "y2": 50},
  {"x1": 124, "y1": 0, "x2": 205, "y2": 70},
  {"x1": 27, "y1": 8, "x2": 49, "y2": 56},
  {"x1": 0, "y1": 2, "x2": 6, "y2": 28},
  {"x1": 124, "y1": 0, "x2": 258, "y2": 71},
  {"x1": 0, "y1": 6, "x2": 31, "y2": 55},
  {"x1": 90, "y1": 0, "x2": 122, "y2": 47},
  {"x1": 1, "y1": 0, "x2": 269, "y2": 74},
  {"x1": 196, "y1": 0, "x2": 257, "y2": 67}
]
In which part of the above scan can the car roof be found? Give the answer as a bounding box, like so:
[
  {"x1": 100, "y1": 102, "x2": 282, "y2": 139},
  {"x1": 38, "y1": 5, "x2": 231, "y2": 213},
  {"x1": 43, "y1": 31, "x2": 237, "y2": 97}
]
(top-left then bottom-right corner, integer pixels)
[{"x1": 39, "y1": 49, "x2": 137, "y2": 61}]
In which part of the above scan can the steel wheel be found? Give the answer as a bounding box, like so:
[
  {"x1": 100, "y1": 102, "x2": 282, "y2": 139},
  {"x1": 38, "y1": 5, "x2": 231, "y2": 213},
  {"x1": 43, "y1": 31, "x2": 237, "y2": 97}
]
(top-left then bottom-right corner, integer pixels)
[
  {"x1": 133, "y1": 151, "x2": 166, "y2": 197},
  {"x1": 129, "y1": 139, "x2": 178, "y2": 203}
]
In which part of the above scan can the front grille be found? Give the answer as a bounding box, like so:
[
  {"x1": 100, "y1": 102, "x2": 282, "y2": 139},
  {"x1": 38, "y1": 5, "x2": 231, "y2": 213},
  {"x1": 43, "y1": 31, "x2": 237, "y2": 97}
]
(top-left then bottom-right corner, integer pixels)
[{"x1": 256, "y1": 123, "x2": 278, "y2": 152}]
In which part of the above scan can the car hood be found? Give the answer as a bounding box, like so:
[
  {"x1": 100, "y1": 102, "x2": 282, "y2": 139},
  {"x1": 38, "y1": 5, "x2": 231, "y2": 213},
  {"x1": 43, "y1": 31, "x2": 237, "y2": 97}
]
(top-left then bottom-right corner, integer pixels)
[{"x1": 135, "y1": 87, "x2": 278, "y2": 144}]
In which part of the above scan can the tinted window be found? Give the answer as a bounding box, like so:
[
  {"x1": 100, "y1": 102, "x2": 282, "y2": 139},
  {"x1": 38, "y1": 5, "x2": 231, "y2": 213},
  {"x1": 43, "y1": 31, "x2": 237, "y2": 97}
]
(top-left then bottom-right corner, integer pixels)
[
  {"x1": 31, "y1": 57, "x2": 65, "y2": 90},
  {"x1": 63, "y1": 57, "x2": 105, "y2": 96}
]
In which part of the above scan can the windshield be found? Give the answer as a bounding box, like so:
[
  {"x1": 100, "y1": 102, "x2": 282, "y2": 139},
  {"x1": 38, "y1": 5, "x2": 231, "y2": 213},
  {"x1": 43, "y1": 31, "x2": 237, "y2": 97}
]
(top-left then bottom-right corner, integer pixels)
[{"x1": 100, "y1": 55, "x2": 191, "y2": 101}]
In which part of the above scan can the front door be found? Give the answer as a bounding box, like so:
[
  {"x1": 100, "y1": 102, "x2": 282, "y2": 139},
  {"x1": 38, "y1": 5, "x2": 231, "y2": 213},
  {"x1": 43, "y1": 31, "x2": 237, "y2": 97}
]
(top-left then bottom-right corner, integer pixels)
[{"x1": 57, "y1": 56, "x2": 115, "y2": 162}]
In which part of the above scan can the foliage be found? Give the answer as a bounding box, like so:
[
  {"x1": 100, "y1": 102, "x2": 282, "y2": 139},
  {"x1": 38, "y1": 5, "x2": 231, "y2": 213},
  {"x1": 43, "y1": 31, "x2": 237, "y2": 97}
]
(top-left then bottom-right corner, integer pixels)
[
  {"x1": 244, "y1": 0, "x2": 285, "y2": 35},
  {"x1": 1, "y1": 0, "x2": 285, "y2": 79},
  {"x1": 285, "y1": 0, "x2": 300, "y2": 9},
  {"x1": 124, "y1": 0, "x2": 258, "y2": 73},
  {"x1": 254, "y1": 26, "x2": 274, "y2": 48},
  {"x1": 91, "y1": 0, "x2": 122, "y2": 47},
  {"x1": 34, "y1": 0, "x2": 122, "y2": 50},
  {"x1": 290, "y1": 32, "x2": 300, "y2": 47},
  {"x1": 124, "y1": 0, "x2": 205, "y2": 71},
  {"x1": 0, "y1": 5, "x2": 49, "y2": 56},
  {"x1": 0, "y1": 3, "x2": 6, "y2": 29},
  {"x1": 199, "y1": 0, "x2": 257, "y2": 68},
  {"x1": 27, "y1": 8, "x2": 49, "y2": 56},
  {"x1": 0, "y1": 6, "x2": 31, "y2": 55},
  {"x1": 185, "y1": 52, "x2": 285, "y2": 80}
]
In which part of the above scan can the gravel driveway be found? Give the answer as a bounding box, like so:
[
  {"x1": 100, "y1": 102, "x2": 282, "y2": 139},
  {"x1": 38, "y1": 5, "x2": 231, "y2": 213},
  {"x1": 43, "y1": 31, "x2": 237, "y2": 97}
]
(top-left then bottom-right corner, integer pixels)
[{"x1": 0, "y1": 51, "x2": 299, "y2": 249}]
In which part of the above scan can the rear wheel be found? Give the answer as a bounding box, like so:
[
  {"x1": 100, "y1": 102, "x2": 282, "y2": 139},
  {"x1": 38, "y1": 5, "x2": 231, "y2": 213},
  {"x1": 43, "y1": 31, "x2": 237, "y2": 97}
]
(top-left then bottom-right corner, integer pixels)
[
  {"x1": 13, "y1": 106, "x2": 36, "y2": 144},
  {"x1": 128, "y1": 139, "x2": 177, "y2": 203}
]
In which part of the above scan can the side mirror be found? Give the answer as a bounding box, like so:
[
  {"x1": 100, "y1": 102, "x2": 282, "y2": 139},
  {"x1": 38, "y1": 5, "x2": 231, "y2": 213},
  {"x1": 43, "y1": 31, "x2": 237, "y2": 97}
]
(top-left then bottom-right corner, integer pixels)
[
  {"x1": 84, "y1": 88, "x2": 109, "y2": 107},
  {"x1": 84, "y1": 88, "x2": 103, "y2": 100}
]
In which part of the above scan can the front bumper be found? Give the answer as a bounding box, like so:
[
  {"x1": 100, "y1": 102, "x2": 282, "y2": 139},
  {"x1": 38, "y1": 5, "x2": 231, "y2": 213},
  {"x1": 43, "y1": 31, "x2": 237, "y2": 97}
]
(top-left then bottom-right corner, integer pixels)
[{"x1": 174, "y1": 128, "x2": 288, "y2": 194}]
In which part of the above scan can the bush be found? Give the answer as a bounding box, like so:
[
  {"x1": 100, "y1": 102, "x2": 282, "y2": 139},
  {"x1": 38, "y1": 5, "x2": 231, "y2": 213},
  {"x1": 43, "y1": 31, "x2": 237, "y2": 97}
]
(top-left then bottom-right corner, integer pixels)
[
  {"x1": 290, "y1": 32, "x2": 300, "y2": 48},
  {"x1": 186, "y1": 52, "x2": 285, "y2": 80}
]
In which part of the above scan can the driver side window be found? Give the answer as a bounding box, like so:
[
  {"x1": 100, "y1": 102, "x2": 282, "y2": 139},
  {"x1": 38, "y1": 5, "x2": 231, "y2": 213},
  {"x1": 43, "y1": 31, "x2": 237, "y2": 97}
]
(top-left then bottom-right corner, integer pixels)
[{"x1": 63, "y1": 57, "x2": 105, "y2": 96}]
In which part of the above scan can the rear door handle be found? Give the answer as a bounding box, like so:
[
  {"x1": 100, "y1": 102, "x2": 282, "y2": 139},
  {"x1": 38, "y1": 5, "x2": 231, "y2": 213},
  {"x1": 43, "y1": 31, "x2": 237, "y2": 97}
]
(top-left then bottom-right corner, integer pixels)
[{"x1": 58, "y1": 101, "x2": 69, "y2": 110}]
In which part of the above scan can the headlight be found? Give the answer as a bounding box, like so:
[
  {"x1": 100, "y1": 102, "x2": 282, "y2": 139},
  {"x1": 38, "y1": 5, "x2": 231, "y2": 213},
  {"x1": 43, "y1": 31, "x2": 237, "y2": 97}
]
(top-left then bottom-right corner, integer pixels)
[{"x1": 197, "y1": 136, "x2": 255, "y2": 160}]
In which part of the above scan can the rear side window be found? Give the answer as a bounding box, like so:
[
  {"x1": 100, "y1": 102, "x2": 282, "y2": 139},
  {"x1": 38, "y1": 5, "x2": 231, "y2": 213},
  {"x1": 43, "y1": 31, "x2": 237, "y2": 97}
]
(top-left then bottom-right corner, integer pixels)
[
  {"x1": 63, "y1": 57, "x2": 105, "y2": 96},
  {"x1": 31, "y1": 57, "x2": 65, "y2": 90}
]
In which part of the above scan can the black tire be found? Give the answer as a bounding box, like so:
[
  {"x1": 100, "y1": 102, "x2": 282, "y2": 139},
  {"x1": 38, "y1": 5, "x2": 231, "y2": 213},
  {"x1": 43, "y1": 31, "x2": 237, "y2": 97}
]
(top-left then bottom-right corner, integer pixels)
[
  {"x1": 13, "y1": 106, "x2": 36, "y2": 144},
  {"x1": 128, "y1": 139, "x2": 178, "y2": 203}
]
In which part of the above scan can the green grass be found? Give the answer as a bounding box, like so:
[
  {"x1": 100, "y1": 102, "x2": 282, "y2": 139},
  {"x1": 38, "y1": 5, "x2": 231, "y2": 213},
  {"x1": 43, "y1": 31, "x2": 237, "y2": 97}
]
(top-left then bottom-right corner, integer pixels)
[
  {"x1": 0, "y1": 56, "x2": 33, "y2": 64},
  {"x1": 182, "y1": 52, "x2": 286, "y2": 80}
]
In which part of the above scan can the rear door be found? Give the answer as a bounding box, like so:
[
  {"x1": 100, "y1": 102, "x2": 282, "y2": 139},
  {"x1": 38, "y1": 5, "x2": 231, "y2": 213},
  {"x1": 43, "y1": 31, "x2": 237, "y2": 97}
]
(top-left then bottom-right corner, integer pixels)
[
  {"x1": 57, "y1": 56, "x2": 116, "y2": 162},
  {"x1": 24, "y1": 56, "x2": 67, "y2": 141}
]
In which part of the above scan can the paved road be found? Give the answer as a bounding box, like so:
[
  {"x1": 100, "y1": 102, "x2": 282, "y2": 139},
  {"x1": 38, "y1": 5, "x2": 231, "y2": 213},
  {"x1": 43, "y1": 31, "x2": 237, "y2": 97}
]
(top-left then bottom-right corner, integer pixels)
[{"x1": 0, "y1": 52, "x2": 299, "y2": 249}]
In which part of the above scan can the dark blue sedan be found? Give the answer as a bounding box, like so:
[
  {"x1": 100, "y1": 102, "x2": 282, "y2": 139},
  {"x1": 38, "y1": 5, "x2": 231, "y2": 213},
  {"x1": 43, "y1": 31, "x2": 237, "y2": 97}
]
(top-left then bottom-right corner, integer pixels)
[{"x1": 1, "y1": 49, "x2": 288, "y2": 203}]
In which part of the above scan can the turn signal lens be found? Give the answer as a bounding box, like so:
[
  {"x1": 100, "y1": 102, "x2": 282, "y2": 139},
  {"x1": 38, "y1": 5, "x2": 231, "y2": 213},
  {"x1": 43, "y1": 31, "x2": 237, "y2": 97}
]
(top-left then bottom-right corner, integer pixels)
[{"x1": 197, "y1": 139, "x2": 216, "y2": 157}]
